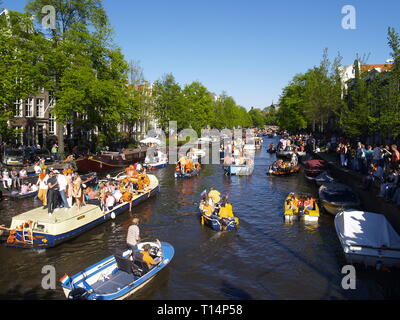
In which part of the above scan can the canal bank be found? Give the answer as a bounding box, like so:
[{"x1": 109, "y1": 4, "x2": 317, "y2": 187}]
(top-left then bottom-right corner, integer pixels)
[{"x1": 314, "y1": 151, "x2": 400, "y2": 234}]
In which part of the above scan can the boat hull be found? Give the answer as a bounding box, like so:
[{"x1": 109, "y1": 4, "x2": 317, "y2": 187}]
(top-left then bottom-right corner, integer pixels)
[
  {"x1": 174, "y1": 170, "x2": 200, "y2": 179},
  {"x1": 223, "y1": 165, "x2": 254, "y2": 176},
  {"x1": 201, "y1": 214, "x2": 238, "y2": 231}
]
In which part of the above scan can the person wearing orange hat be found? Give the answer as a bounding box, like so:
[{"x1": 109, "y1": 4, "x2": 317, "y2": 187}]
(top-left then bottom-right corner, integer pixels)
[{"x1": 36, "y1": 171, "x2": 49, "y2": 208}]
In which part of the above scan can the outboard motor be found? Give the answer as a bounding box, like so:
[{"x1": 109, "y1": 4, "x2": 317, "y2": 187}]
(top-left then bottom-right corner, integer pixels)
[{"x1": 68, "y1": 287, "x2": 90, "y2": 300}]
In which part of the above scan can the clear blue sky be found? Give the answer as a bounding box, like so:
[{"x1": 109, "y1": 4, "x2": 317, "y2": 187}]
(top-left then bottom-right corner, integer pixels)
[{"x1": 3, "y1": 0, "x2": 400, "y2": 110}]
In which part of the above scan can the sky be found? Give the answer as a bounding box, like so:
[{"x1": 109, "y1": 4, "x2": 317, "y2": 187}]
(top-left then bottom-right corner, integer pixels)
[{"x1": 3, "y1": 0, "x2": 400, "y2": 110}]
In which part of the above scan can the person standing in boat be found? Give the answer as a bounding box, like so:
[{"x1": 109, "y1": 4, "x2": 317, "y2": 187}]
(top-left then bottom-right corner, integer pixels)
[
  {"x1": 127, "y1": 217, "x2": 140, "y2": 251},
  {"x1": 72, "y1": 172, "x2": 83, "y2": 212},
  {"x1": 37, "y1": 170, "x2": 49, "y2": 208},
  {"x1": 47, "y1": 170, "x2": 59, "y2": 216},
  {"x1": 58, "y1": 170, "x2": 70, "y2": 210}
]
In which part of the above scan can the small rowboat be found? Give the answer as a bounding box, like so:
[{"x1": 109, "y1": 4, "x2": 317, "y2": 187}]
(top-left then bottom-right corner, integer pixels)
[
  {"x1": 319, "y1": 182, "x2": 361, "y2": 216},
  {"x1": 199, "y1": 204, "x2": 239, "y2": 231},
  {"x1": 315, "y1": 171, "x2": 335, "y2": 186},
  {"x1": 174, "y1": 170, "x2": 200, "y2": 179},
  {"x1": 335, "y1": 210, "x2": 400, "y2": 269},
  {"x1": 61, "y1": 241, "x2": 174, "y2": 300},
  {"x1": 9, "y1": 190, "x2": 38, "y2": 200},
  {"x1": 283, "y1": 192, "x2": 320, "y2": 222}
]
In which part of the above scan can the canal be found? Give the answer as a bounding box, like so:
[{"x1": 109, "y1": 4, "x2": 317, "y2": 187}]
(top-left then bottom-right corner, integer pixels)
[{"x1": 1, "y1": 137, "x2": 399, "y2": 299}]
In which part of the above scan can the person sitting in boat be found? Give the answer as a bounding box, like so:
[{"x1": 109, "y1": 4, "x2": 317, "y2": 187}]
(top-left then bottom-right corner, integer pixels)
[
  {"x1": 218, "y1": 196, "x2": 234, "y2": 219},
  {"x1": 185, "y1": 158, "x2": 193, "y2": 173},
  {"x1": 104, "y1": 192, "x2": 116, "y2": 213},
  {"x1": 194, "y1": 162, "x2": 201, "y2": 171},
  {"x1": 20, "y1": 181, "x2": 31, "y2": 195},
  {"x1": 140, "y1": 244, "x2": 160, "y2": 270},
  {"x1": 200, "y1": 196, "x2": 214, "y2": 216},
  {"x1": 303, "y1": 197, "x2": 314, "y2": 210}
]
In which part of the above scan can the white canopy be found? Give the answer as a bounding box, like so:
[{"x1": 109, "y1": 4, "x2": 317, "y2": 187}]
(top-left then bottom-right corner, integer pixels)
[
  {"x1": 140, "y1": 137, "x2": 162, "y2": 145},
  {"x1": 336, "y1": 210, "x2": 400, "y2": 249}
]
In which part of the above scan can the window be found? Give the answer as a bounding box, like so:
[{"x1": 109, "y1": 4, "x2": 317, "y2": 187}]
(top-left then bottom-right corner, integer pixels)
[
  {"x1": 49, "y1": 112, "x2": 55, "y2": 134},
  {"x1": 36, "y1": 98, "x2": 44, "y2": 118},
  {"x1": 14, "y1": 126, "x2": 24, "y2": 144},
  {"x1": 25, "y1": 98, "x2": 34, "y2": 117},
  {"x1": 14, "y1": 99, "x2": 23, "y2": 117}
]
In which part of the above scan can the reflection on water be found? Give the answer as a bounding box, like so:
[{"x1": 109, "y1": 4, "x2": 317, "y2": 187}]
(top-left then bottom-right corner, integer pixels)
[{"x1": 1, "y1": 138, "x2": 400, "y2": 300}]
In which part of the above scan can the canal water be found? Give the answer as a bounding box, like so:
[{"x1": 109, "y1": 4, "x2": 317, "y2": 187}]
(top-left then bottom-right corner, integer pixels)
[{"x1": 1, "y1": 137, "x2": 399, "y2": 300}]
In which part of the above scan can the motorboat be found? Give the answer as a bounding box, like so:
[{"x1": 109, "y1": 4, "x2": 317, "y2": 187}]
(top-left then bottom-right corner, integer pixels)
[
  {"x1": 335, "y1": 210, "x2": 400, "y2": 269},
  {"x1": 304, "y1": 159, "x2": 327, "y2": 181},
  {"x1": 315, "y1": 171, "x2": 335, "y2": 186},
  {"x1": 61, "y1": 240, "x2": 174, "y2": 300},
  {"x1": 267, "y1": 161, "x2": 300, "y2": 176},
  {"x1": 283, "y1": 192, "x2": 320, "y2": 222},
  {"x1": 319, "y1": 182, "x2": 361, "y2": 216}
]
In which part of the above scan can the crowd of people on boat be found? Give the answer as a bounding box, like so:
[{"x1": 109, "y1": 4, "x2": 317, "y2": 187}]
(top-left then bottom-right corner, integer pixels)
[
  {"x1": 286, "y1": 194, "x2": 317, "y2": 211},
  {"x1": 277, "y1": 134, "x2": 316, "y2": 153},
  {"x1": 176, "y1": 153, "x2": 201, "y2": 175}
]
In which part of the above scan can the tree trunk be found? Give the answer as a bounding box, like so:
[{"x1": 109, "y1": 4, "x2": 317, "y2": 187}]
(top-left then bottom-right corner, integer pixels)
[{"x1": 56, "y1": 121, "x2": 64, "y2": 159}]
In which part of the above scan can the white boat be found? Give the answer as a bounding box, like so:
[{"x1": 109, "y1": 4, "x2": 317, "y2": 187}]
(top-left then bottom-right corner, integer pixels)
[
  {"x1": 5, "y1": 175, "x2": 159, "y2": 249},
  {"x1": 335, "y1": 210, "x2": 400, "y2": 269},
  {"x1": 61, "y1": 240, "x2": 174, "y2": 300},
  {"x1": 223, "y1": 163, "x2": 254, "y2": 176}
]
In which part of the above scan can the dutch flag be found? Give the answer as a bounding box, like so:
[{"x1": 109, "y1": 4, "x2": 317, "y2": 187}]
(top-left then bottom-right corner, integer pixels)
[{"x1": 59, "y1": 274, "x2": 71, "y2": 286}]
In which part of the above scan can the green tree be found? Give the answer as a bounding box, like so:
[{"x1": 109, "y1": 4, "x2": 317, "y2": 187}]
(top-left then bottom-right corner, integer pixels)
[
  {"x1": 153, "y1": 73, "x2": 188, "y2": 131},
  {"x1": 0, "y1": 10, "x2": 51, "y2": 143},
  {"x1": 277, "y1": 74, "x2": 308, "y2": 132},
  {"x1": 248, "y1": 107, "x2": 266, "y2": 128},
  {"x1": 183, "y1": 81, "x2": 215, "y2": 134}
]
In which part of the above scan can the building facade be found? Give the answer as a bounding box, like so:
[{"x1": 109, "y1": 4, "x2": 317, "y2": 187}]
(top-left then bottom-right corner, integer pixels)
[{"x1": 9, "y1": 90, "x2": 57, "y2": 148}]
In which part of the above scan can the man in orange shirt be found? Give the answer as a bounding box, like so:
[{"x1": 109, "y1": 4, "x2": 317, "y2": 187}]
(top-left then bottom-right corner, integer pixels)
[{"x1": 140, "y1": 244, "x2": 159, "y2": 269}]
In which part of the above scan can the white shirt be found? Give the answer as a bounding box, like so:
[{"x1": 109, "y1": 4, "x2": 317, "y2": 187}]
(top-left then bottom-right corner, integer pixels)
[
  {"x1": 106, "y1": 195, "x2": 115, "y2": 207},
  {"x1": 34, "y1": 165, "x2": 42, "y2": 174},
  {"x1": 19, "y1": 169, "x2": 27, "y2": 178},
  {"x1": 38, "y1": 175, "x2": 49, "y2": 190},
  {"x1": 57, "y1": 174, "x2": 68, "y2": 191},
  {"x1": 113, "y1": 189, "x2": 122, "y2": 202}
]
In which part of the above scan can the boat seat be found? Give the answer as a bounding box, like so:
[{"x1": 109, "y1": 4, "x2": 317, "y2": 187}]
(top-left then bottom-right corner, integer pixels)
[{"x1": 133, "y1": 252, "x2": 150, "y2": 274}]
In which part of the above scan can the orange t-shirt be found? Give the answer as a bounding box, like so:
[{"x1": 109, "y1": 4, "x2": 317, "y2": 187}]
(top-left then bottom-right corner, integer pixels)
[{"x1": 141, "y1": 251, "x2": 156, "y2": 268}]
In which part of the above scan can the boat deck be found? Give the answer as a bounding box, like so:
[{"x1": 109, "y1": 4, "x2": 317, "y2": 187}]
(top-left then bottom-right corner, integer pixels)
[
  {"x1": 12, "y1": 204, "x2": 101, "y2": 225},
  {"x1": 91, "y1": 271, "x2": 137, "y2": 294}
]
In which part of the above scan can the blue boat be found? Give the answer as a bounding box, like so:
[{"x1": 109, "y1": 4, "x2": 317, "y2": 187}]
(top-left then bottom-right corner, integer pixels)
[
  {"x1": 143, "y1": 160, "x2": 168, "y2": 170},
  {"x1": 61, "y1": 241, "x2": 174, "y2": 300},
  {"x1": 174, "y1": 169, "x2": 200, "y2": 179},
  {"x1": 200, "y1": 213, "x2": 238, "y2": 231}
]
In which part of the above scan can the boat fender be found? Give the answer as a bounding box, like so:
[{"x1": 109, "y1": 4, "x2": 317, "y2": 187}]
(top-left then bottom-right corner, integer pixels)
[{"x1": 111, "y1": 212, "x2": 116, "y2": 219}]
